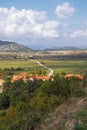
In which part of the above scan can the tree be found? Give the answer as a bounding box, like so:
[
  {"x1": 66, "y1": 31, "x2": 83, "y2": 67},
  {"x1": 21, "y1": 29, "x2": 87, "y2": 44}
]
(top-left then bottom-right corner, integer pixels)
[{"x1": 0, "y1": 93, "x2": 10, "y2": 110}]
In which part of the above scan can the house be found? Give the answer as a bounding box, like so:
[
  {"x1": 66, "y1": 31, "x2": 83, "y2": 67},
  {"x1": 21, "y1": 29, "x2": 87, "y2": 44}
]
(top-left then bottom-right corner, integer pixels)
[
  {"x1": 33, "y1": 75, "x2": 50, "y2": 81},
  {"x1": 65, "y1": 74, "x2": 83, "y2": 80},
  {"x1": 0, "y1": 79, "x2": 5, "y2": 93},
  {"x1": 12, "y1": 72, "x2": 28, "y2": 82},
  {"x1": 12, "y1": 72, "x2": 50, "y2": 83}
]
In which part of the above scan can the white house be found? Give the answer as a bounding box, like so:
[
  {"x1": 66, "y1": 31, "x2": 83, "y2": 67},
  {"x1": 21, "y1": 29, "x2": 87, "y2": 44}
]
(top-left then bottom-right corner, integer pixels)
[{"x1": 0, "y1": 79, "x2": 5, "y2": 93}]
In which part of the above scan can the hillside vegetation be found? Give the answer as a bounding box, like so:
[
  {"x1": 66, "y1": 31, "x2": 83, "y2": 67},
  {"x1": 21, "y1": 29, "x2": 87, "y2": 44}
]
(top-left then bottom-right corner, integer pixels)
[{"x1": 0, "y1": 73, "x2": 87, "y2": 130}]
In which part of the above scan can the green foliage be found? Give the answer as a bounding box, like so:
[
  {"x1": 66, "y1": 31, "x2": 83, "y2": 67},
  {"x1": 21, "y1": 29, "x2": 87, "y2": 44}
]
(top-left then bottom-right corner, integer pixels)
[
  {"x1": 0, "y1": 73, "x2": 86, "y2": 129},
  {"x1": 0, "y1": 93, "x2": 10, "y2": 110},
  {"x1": 0, "y1": 110, "x2": 6, "y2": 117},
  {"x1": 74, "y1": 108, "x2": 87, "y2": 130}
]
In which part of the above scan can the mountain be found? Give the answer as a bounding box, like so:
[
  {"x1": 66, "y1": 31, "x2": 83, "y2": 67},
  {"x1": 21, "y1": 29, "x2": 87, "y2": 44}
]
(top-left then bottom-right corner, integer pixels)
[
  {"x1": 58, "y1": 46, "x2": 78, "y2": 50},
  {"x1": 0, "y1": 40, "x2": 32, "y2": 52},
  {"x1": 44, "y1": 46, "x2": 80, "y2": 51}
]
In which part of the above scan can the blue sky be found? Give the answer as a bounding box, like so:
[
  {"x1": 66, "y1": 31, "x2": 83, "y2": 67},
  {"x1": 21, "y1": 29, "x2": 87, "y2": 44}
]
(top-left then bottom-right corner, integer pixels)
[{"x1": 0, "y1": 0, "x2": 87, "y2": 49}]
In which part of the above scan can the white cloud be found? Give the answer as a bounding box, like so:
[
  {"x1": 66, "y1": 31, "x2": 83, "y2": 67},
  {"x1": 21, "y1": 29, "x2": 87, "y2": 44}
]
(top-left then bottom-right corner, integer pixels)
[
  {"x1": 0, "y1": 6, "x2": 60, "y2": 40},
  {"x1": 71, "y1": 29, "x2": 87, "y2": 38},
  {"x1": 33, "y1": 20, "x2": 60, "y2": 38},
  {"x1": 55, "y1": 2, "x2": 75, "y2": 19}
]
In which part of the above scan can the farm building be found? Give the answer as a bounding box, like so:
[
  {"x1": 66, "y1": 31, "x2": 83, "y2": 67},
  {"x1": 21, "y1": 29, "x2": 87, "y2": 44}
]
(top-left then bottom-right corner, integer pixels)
[{"x1": 65, "y1": 74, "x2": 83, "y2": 80}]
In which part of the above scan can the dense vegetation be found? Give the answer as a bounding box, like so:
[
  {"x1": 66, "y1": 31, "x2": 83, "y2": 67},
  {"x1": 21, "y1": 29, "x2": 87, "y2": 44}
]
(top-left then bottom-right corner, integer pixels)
[{"x1": 0, "y1": 73, "x2": 87, "y2": 130}]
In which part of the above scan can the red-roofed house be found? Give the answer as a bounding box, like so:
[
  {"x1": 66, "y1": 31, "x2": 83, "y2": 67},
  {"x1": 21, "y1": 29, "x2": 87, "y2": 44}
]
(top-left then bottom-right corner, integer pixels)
[
  {"x1": 12, "y1": 72, "x2": 28, "y2": 82},
  {"x1": 65, "y1": 74, "x2": 83, "y2": 80}
]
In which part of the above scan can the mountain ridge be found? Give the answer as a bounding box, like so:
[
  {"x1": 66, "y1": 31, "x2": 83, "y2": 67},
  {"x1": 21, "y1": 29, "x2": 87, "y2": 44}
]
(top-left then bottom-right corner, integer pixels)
[
  {"x1": 43, "y1": 46, "x2": 87, "y2": 51},
  {"x1": 0, "y1": 40, "x2": 33, "y2": 52}
]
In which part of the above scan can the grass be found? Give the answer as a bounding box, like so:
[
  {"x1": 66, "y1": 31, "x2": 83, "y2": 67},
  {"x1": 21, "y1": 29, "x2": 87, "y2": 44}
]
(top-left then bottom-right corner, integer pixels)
[
  {"x1": 0, "y1": 60, "x2": 38, "y2": 69},
  {"x1": 0, "y1": 60, "x2": 87, "y2": 74},
  {"x1": 41, "y1": 60, "x2": 87, "y2": 74},
  {"x1": 74, "y1": 107, "x2": 87, "y2": 130}
]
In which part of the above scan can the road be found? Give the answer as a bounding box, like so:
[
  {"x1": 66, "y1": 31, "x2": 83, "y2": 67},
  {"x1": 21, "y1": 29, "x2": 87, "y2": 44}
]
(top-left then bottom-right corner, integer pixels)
[{"x1": 32, "y1": 60, "x2": 54, "y2": 76}]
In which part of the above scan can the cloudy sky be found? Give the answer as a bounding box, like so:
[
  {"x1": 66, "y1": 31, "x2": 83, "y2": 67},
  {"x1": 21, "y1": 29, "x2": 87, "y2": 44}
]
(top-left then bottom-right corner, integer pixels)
[{"x1": 0, "y1": 0, "x2": 87, "y2": 49}]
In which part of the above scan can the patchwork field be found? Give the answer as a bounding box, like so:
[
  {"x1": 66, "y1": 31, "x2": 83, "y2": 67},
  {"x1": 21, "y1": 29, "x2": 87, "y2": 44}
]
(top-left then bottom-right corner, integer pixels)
[{"x1": 0, "y1": 60, "x2": 87, "y2": 74}]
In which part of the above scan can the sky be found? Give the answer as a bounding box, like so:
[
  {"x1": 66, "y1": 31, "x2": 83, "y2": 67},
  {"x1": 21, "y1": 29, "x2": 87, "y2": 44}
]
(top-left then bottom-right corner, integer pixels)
[{"x1": 0, "y1": 0, "x2": 87, "y2": 49}]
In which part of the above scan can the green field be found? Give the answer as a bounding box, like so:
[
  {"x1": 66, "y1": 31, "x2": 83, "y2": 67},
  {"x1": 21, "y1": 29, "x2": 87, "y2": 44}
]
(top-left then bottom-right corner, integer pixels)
[
  {"x1": 0, "y1": 60, "x2": 38, "y2": 69},
  {"x1": 41, "y1": 60, "x2": 87, "y2": 74},
  {"x1": 0, "y1": 60, "x2": 87, "y2": 74}
]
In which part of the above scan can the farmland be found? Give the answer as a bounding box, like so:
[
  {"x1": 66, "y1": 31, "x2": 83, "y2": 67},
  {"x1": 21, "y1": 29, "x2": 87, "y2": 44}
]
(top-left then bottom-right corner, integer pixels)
[
  {"x1": 0, "y1": 60, "x2": 87, "y2": 74},
  {"x1": 0, "y1": 60, "x2": 38, "y2": 69},
  {"x1": 42, "y1": 60, "x2": 87, "y2": 74}
]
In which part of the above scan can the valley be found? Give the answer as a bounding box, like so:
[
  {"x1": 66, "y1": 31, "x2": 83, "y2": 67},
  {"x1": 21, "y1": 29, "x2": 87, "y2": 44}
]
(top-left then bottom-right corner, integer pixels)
[
  {"x1": 1, "y1": 49, "x2": 87, "y2": 60},
  {"x1": 0, "y1": 40, "x2": 87, "y2": 130}
]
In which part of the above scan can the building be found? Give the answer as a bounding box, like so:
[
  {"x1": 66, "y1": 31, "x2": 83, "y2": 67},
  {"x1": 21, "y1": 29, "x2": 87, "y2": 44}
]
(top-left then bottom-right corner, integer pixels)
[
  {"x1": 65, "y1": 74, "x2": 83, "y2": 80},
  {"x1": 0, "y1": 79, "x2": 5, "y2": 93},
  {"x1": 33, "y1": 75, "x2": 50, "y2": 81},
  {"x1": 12, "y1": 72, "x2": 50, "y2": 83},
  {"x1": 12, "y1": 72, "x2": 28, "y2": 82}
]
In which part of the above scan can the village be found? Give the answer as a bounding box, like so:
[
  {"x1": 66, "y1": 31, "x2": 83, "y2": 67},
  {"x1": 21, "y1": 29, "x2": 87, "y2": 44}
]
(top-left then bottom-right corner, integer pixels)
[
  {"x1": 0, "y1": 70, "x2": 84, "y2": 94},
  {"x1": 0, "y1": 59, "x2": 84, "y2": 93},
  {"x1": 0, "y1": 57, "x2": 84, "y2": 94}
]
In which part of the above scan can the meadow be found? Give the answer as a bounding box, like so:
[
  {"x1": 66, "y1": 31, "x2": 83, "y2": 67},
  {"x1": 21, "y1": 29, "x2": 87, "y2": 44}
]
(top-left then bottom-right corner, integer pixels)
[{"x1": 0, "y1": 60, "x2": 87, "y2": 74}]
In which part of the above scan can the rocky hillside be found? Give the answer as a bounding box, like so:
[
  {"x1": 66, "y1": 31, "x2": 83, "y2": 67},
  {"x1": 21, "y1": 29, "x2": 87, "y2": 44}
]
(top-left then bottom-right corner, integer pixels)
[
  {"x1": 39, "y1": 98, "x2": 86, "y2": 130},
  {"x1": 0, "y1": 40, "x2": 32, "y2": 52}
]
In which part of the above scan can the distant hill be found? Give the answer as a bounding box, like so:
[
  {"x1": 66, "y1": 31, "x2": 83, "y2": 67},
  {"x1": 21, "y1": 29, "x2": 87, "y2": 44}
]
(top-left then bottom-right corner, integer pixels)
[
  {"x1": 0, "y1": 40, "x2": 32, "y2": 52},
  {"x1": 58, "y1": 46, "x2": 78, "y2": 50},
  {"x1": 44, "y1": 46, "x2": 82, "y2": 51}
]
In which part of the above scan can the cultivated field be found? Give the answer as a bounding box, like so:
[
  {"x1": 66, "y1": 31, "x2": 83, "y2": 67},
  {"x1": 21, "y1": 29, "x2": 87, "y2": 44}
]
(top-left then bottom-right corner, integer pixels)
[{"x1": 0, "y1": 60, "x2": 87, "y2": 74}]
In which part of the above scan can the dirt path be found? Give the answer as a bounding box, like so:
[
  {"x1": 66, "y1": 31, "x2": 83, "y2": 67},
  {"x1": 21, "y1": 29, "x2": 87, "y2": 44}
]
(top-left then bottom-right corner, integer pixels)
[{"x1": 32, "y1": 60, "x2": 54, "y2": 76}]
